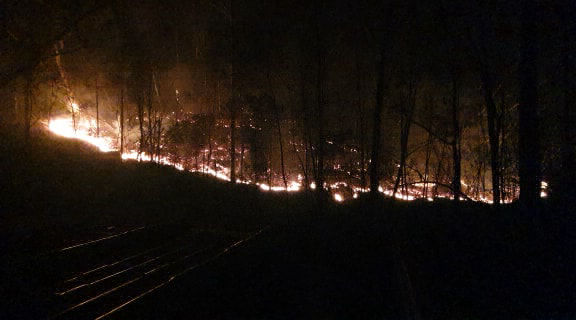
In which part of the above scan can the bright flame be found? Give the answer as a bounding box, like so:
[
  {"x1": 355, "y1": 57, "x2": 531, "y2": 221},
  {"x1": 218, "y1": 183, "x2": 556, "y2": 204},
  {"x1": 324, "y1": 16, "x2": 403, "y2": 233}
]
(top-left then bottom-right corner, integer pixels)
[
  {"x1": 48, "y1": 117, "x2": 114, "y2": 152},
  {"x1": 70, "y1": 102, "x2": 80, "y2": 113},
  {"x1": 46, "y1": 111, "x2": 547, "y2": 203},
  {"x1": 333, "y1": 193, "x2": 343, "y2": 202}
]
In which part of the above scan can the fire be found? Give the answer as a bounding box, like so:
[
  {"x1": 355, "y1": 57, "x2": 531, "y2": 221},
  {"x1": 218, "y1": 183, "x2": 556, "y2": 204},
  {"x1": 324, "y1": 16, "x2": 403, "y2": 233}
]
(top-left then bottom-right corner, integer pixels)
[
  {"x1": 48, "y1": 117, "x2": 115, "y2": 152},
  {"x1": 70, "y1": 102, "x2": 80, "y2": 113},
  {"x1": 45, "y1": 112, "x2": 550, "y2": 204}
]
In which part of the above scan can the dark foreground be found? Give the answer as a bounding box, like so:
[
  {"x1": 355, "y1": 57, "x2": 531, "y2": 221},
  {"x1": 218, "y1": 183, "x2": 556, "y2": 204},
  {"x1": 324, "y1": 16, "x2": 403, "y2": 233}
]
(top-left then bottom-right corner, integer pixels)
[{"x1": 1, "y1": 134, "x2": 575, "y2": 319}]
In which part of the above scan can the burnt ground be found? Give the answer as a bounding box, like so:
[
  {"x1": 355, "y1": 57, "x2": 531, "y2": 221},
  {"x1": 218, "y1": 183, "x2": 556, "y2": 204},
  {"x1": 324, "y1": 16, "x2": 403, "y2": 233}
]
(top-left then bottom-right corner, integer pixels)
[{"x1": 1, "y1": 133, "x2": 576, "y2": 319}]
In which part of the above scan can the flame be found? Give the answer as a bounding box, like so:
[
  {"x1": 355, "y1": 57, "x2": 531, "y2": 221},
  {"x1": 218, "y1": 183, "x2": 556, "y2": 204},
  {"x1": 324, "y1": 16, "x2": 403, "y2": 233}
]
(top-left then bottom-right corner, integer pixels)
[
  {"x1": 70, "y1": 102, "x2": 80, "y2": 113},
  {"x1": 46, "y1": 112, "x2": 550, "y2": 204},
  {"x1": 48, "y1": 117, "x2": 115, "y2": 152}
]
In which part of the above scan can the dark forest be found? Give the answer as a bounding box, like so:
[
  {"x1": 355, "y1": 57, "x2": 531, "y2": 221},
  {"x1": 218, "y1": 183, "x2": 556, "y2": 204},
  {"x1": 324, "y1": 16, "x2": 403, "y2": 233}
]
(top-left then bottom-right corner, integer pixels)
[{"x1": 1, "y1": 0, "x2": 575, "y2": 319}]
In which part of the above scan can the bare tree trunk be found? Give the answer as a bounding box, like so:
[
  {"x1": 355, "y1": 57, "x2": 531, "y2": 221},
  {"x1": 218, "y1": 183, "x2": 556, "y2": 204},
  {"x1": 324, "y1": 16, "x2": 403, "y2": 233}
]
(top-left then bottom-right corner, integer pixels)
[
  {"x1": 291, "y1": 123, "x2": 309, "y2": 190},
  {"x1": 228, "y1": 0, "x2": 236, "y2": 183},
  {"x1": 24, "y1": 74, "x2": 33, "y2": 142},
  {"x1": 369, "y1": 45, "x2": 386, "y2": 196},
  {"x1": 314, "y1": 12, "x2": 325, "y2": 193},
  {"x1": 147, "y1": 77, "x2": 154, "y2": 158},
  {"x1": 95, "y1": 76, "x2": 99, "y2": 137},
  {"x1": 155, "y1": 118, "x2": 162, "y2": 162},
  {"x1": 268, "y1": 69, "x2": 288, "y2": 189},
  {"x1": 423, "y1": 132, "x2": 433, "y2": 198},
  {"x1": 48, "y1": 79, "x2": 55, "y2": 126},
  {"x1": 480, "y1": 71, "x2": 501, "y2": 205},
  {"x1": 299, "y1": 47, "x2": 312, "y2": 191},
  {"x1": 518, "y1": 0, "x2": 541, "y2": 206},
  {"x1": 54, "y1": 40, "x2": 77, "y2": 132},
  {"x1": 276, "y1": 115, "x2": 288, "y2": 189},
  {"x1": 356, "y1": 49, "x2": 367, "y2": 190},
  {"x1": 433, "y1": 146, "x2": 447, "y2": 198},
  {"x1": 239, "y1": 142, "x2": 245, "y2": 180},
  {"x1": 119, "y1": 86, "x2": 125, "y2": 155},
  {"x1": 560, "y1": 3, "x2": 576, "y2": 201},
  {"x1": 393, "y1": 81, "x2": 417, "y2": 199},
  {"x1": 230, "y1": 106, "x2": 237, "y2": 183},
  {"x1": 451, "y1": 75, "x2": 462, "y2": 201},
  {"x1": 207, "y1": 116, "x2": 213, "y2": 172},
  {"x1": 137, "y1": 96, "x2": 145, "y2": 160}
]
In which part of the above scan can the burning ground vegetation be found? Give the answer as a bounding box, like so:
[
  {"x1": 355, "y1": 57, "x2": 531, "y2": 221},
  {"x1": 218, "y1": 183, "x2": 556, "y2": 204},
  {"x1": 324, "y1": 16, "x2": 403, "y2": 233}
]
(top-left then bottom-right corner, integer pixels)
[{"x1": 43, "y1": 104, "x2": 548, "y2": 204}]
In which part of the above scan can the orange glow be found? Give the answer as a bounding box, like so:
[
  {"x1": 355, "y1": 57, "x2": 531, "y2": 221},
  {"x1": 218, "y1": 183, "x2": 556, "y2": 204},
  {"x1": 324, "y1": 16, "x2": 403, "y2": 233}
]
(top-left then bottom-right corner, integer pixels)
[
  {"x1": 48, "y1": 117, "x2": 114, "y2": 152},
  {"x1": 46, "y1": 113, "x2": 547, "y2": 204}
]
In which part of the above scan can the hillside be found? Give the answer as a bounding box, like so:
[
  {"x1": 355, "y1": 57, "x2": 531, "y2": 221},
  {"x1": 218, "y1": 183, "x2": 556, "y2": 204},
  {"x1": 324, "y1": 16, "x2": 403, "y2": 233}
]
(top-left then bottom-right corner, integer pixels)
[{"x1": 1, "y1": 132, "x2": 574, "y2": 319}]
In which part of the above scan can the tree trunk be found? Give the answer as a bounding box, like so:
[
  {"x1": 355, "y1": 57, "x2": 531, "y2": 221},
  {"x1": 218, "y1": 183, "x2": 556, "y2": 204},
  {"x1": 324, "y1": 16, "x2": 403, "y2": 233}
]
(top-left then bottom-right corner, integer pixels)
[
  {"x1": 356, "y1": 49, "x2": 367, "y2": 190},
  {"x1": 239, "y1": 142, "x2": 245, "y2": 180},
  {"x1": 95, "y1": 77, "x2": 99, "y2": 137},
  {"x1": 230, "y1": 107, "x2": 236, "y2": 183},
  {"x1": 480, "y1": 71, "x2": 501, "y2": 205},
  {"x1": 393, "y1": 81, "x2": 417, "y2": 199},
  {"x1": 156, "y1": 119, "x2": 162, "y2": 162},
  {"x1": 423, "y1": 132, "x2": 433, "y2": 198},
  {"x1": 207, "y1": 117, "x2": 213, "y2": 173},
  {"x1": 315, "y1": 14, "x2": 325, "y2": 193},
  {"x1": 276, "y1": 115, "x2": 288, "y2": 189},
  {"x1": 291, "y1": 123, "x2": 308, "y2": 190},
  {"x1": 560, "y1": 2, "x2": 575, "y2": 201},
  {"x1": 147, "y1": 77, "x2": 154, "y2": 158},
  {"x1": 518, "y1": 0, "x2": 541, "y2": 206},
  {"x1": 228, "y1": 0, "x2": 236, "y2": 183},
  {"x1": 451, "y1": 75, "x2": 462, "y2": 201},
  {"x1": 119, "y1": 86, "x2": 125, "y2": 155},
  {"x1": 268, "y1": 69, "x2": 288, "y2": 190},
  {"x1": 369, "y1": 45, "x2": 386, "y2": 196},
  {"x1": 24, "y1": 74, "x2": 33, "y2": 142},
  {"x1": 137, "y1": 95, "x2": 145, "y2": 160}
]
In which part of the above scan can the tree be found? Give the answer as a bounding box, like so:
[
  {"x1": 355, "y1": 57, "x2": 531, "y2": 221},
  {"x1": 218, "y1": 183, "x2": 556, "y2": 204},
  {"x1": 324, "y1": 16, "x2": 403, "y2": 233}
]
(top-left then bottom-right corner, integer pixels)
[{"x1": 518, "y1": 0, "x2": 541, "y2": 206}]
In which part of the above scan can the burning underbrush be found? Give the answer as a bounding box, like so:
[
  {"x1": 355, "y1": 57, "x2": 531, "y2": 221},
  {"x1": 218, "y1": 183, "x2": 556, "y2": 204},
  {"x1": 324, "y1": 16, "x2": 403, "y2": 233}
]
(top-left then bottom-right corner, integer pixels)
[{"x1": 42, "y1": 111, "x2": 546, "y2": 204}]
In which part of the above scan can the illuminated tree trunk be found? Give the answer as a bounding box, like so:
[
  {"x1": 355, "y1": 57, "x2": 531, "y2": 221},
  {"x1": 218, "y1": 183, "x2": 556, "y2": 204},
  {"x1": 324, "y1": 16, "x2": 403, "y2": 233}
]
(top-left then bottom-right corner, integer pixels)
[
  {"x1": 228, "y1": 0, "x2": 236, "y2": 183},
  {"x1": 423, "y1": 132, "x2": 433, "y2": 198},
  {"x1": 147, "y1": 78, "x2": 154, "y2": 158},
  {"x1": 95, "y1": 77, "x2": 99, "y2": 137},
  {"x1": 229, "y1": 103, "x2": 237, "y2": 183},
  {"x1": 518, "y1": 0, "x2": 541, "y2": 206},
  {"x1": 239, "y1": 142, "x2": 245, "y2": 180},
  {"x1": 207, "y1": 114, "x2": 214, "y2": 172},
  {"x1": 24, "y1": 74, "x2": 33, "y2": 142},
  {"x1": 54, "y1": 41, "x2": 78, "y2": 133},
  {"x1": 480, "y1": 70, "x2": 501, "y2": 206},
  {"x1": 48, "y1": 79, "x2": 55, "y2": 126},
  {"x1": 137, "y1": 95, "x2": 145, "y2": 160},
  {"x1": 119, "y1": 86, "x2": 125, "y2": 155},
  {"x1": 155, "y1": 119, "x2": 162, "y2": 161}
]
